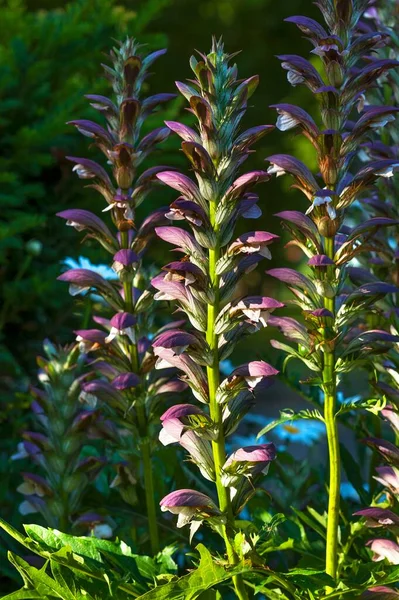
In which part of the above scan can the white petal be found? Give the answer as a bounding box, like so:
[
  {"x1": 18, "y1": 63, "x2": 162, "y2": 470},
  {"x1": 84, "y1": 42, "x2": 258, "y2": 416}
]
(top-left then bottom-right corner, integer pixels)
[
  {"x1": 154, "y1": 291, "x2": 174, "y2": 301},
  {"x1": 155, "y1": 357, "x2": 174, "y2": 370},
  {"x1": 79, "y1": 391, "x2": 98, "y2": 409},
  {"x1": 66, "y1": 220, "x2": 85, "y2": 231},
  {"x1": 69, "y1": 284, "x2": 90, "y2": 296},
  {"x1": 242, "y1": 308, "x2": 261, "y2": 322},
  {"x1": 260, "y1": 246, "x2": 272, "y2": 259},
  {"x1": 159, "y1": 428, "x2": 178, "y2": 446},
  {"x1": 105, "y1": 328, "x2": 118, "y2": 343},
  {"x1": 19, "y1": 500, "x2": 38, "y2": 515},
  {"x1": 17, "y1": 482, "x2": 36, "y2": 495},
  {"x1": 11, "y1": 443, "x2": 28, "y2": 461},
  {"x1": 327, "y1": 204, "x2": 337, "y2": 219},
  {"x1": 189, "y1": 520, "x2": 202, "y2": 542},
  {"x1": 313, "y1": 195, "x2": 332, "y2": 206},
  {"x1": 267, "y1": 165, "x2": 286, "y2": 177},
  {"x1": 287, "y1": 70, "x2": 305, "y2": 86},
  {"x1": 245, "y1": 375, "x2": 263, "y2": 388},
  {"x1": 176, "y1": 509, "x2": 195, "y2": 528},
  {"x1": 184, "y1": 272, "x2": 197, "y2": 286},
  {"x1": 102, "y1": 203, "x2": 116, "y2": 212},
  {"x1": 125, "y1": 327, "x2": 136, "y2": 344},
  {"x1": 92, "y1": 524, "x2": 113, "y2": 539},
  {"x1": 276, "y1": 113, "x2": 299, "y2": 131}
]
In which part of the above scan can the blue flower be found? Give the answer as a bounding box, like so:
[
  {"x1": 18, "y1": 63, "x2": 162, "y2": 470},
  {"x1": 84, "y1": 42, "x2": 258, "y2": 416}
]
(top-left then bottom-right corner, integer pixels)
[
  {"x1": 63, "y1": 256, "x2": 118, "y2": 280},
  {"x1": 319, "y1": 389, "x2": 362, "y2": 405},
  {"x1": 220, "y1": 359, "x2": 234, "y2": 375},
  {"x1": 337, "y1": 391, "x2": 362, "y2": 405},
  {"x1": 229, "y1": 432, "x2": 262, "y2": 449},
  {"x1": 270, "y1": 419, "x2": 325, "y2": 446},
  {"x1": 340, "y1": 481, "x2": 369, "y2": 502},
  {"x1": 234, "y1": 413, "x2": 325, "y2": 451}
]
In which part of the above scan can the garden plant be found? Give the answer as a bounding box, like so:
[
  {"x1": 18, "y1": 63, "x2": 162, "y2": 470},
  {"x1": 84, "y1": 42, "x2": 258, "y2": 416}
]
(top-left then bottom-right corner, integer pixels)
[{"x1": 1, "y1": 0, "x2": 399, "y2": 599}]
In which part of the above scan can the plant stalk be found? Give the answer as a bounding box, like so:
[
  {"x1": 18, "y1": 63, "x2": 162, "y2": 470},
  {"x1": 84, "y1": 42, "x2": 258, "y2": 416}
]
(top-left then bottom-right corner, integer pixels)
[
  {"x1": 323, "y1": 235, "x2": 340, "y2": 591},
  {"x1": 206, "y1": 201, "x2": 249, "y2": 600},
  {"x1": 136, "y1": 404, "x2": 160, "y2": 555},
  {"x1": 120, "y1": 230, "x2": 159, "y2": 555}
]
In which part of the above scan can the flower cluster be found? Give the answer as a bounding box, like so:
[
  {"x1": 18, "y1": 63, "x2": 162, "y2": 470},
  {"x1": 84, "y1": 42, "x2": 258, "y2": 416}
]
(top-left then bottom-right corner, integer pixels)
[
  {"x1": 350, "y1": 1, "x2": 399, "y2": 410},
  {"x1": 12, "y1": 341, "x2": 104, "y2": 533},
  {"x1": 355, "y1": 404, "x2": 399, "y2": 593},
  {"x1": 152, "y1": 40, "x2": 280, "y2": 586},
  {"x1": 265, "y1": 0, "x2": 399, "y2": 585},
  {"x1": 352, "y1": 11, "x2": 399, "y2": 594},
  {"x1": 57, "y1": 39, "x2": 177, "y2": 554}
]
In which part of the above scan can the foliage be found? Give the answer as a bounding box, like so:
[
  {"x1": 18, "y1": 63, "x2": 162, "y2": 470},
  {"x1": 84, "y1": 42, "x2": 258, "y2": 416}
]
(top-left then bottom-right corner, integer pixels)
[{"x1": 0, "y1": 518, "x2": 178, "y2": 599}]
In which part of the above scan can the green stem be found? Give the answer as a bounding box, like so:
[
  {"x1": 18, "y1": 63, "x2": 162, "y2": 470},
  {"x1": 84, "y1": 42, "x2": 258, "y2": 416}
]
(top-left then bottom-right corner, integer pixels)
[
  {"x1": 323, "y1": 236, "x2": 340, "y2": 591},
  {"x1": 137, "y1": 404, "x2": 160, "y2": 555},
  {"x1": 369, "y1": 415, "x2": 381, "y2": 496},
  {"x1": 206, "y1": 202, "x2": 248, "y2": 600},
  {"x1": 120, "y1": 231, "x2": 159, "y2": 555}
]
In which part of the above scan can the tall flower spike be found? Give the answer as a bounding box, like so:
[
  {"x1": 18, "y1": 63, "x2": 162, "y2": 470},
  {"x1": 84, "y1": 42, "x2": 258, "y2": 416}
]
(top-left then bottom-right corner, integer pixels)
[
  {"x1": 154, "y1": 38, "x2": 279, "y2": 600},
  {"x1": 355, "y1": 400, "x2": 399, "y2": 581},
  {"x1": 58, "y1": 39, "x2": 177, "y2": 554},
  {"x1": 348, "y1": 2, "x2": 399, "y2": 461},
  {"x1": 13, "y1": 341, "x2": 104, "y2": 533},
  {"x1": 267, "y1": 1, "x2": 399, "y2": 589}
]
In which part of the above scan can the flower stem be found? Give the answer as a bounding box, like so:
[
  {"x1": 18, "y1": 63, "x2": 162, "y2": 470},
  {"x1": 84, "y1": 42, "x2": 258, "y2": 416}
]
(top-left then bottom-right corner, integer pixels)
[
  {"x1": 323, "y1": 235, "x2": 340, "y2": 591},
  {"x1": 120, "y1": 231, "x2": 159, "y2": 555},
  {"x1": 206, "y1": 201, "x2": 248, "y2": 600},
  {"x1": 136, "y1": 404, "x2": 160, "y2": 555}
]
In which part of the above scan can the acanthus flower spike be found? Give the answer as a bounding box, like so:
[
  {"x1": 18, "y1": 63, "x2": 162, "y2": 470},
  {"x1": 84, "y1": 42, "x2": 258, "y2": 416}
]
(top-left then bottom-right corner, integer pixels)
[
  {"x1": 267, "y1": 0, "x2": 399, "y2": 589},
  {"x1": 154, "y1": 38, "x2": 279, "y2": 600},
  {"x1": 13, "y1": 342, "x2": 104, "y2": 531},
  {"x1": 58, "y1": 38, "x2": 177, "y2": 554}
]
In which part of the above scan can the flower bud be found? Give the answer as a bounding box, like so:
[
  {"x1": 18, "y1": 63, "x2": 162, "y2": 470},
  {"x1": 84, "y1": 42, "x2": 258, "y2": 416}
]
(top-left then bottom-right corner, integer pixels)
[
  {"x1": 316, "y1": 215, "x2": 341, "y2": 237},
  {"x1": 62, "y1": 435, "x2": 82, "y2": 455},
  {"x1": 47, "y1": 454, "x2": 66, "y2": 474},
  {"x1": 326, "y1": 60, "x2": 344, "y2": 88},
  {"x1": 47, "y1": 498, "x2": 66, "y2": 519},
  {"x1": 63, "y1": 473, "x2": 86, "y2": 493}
]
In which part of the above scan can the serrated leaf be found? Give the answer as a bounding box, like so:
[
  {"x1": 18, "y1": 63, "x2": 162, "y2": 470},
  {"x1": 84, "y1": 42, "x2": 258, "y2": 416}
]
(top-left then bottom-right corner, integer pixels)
[
  {"x1": 284, "y1": 567, "x2": 335, "y2": 592},
  {"x1": 134, "y1": 544, "x2": 250, "y2": 600},
  {"x1": 257, "y1": 408, "x2": 324, "y2": 439},
  {"x1": 336, "y1": 397, "x2": 386, "y2": 417},
  {"x1": 7, "y1": 553, "x2": 72, "y2": 599}
]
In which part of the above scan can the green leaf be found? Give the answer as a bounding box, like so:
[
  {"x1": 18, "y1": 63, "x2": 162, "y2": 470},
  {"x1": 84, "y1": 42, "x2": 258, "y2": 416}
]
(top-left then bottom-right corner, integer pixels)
[
  {"x1": 336, "y1": 397, "x2": 386, "y2": 417},
  {"x1": 257, "y1": 408, "x2": 324, "y2": 439},
  {"x1": 50, "y1": 562, "x2": 79, "y2": 600},
  {"x1": 135, "y1": 544, "x2": 250, "y2": 600},
  {"x1": 7, "y1": 553, "x2": 73, "y2": 599},
  {"x1": 291, "y1": 508, "x2": 327, "y2": 540},
  {"x1": 0, "y1": 518, "x2": 31, "y2": 549},
  {"x1": 284, "y1": 567, "x2": 335, "y2": 593},
  {"x1": 1, "y1": 591, "x2": 44, "y2": 599}
]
